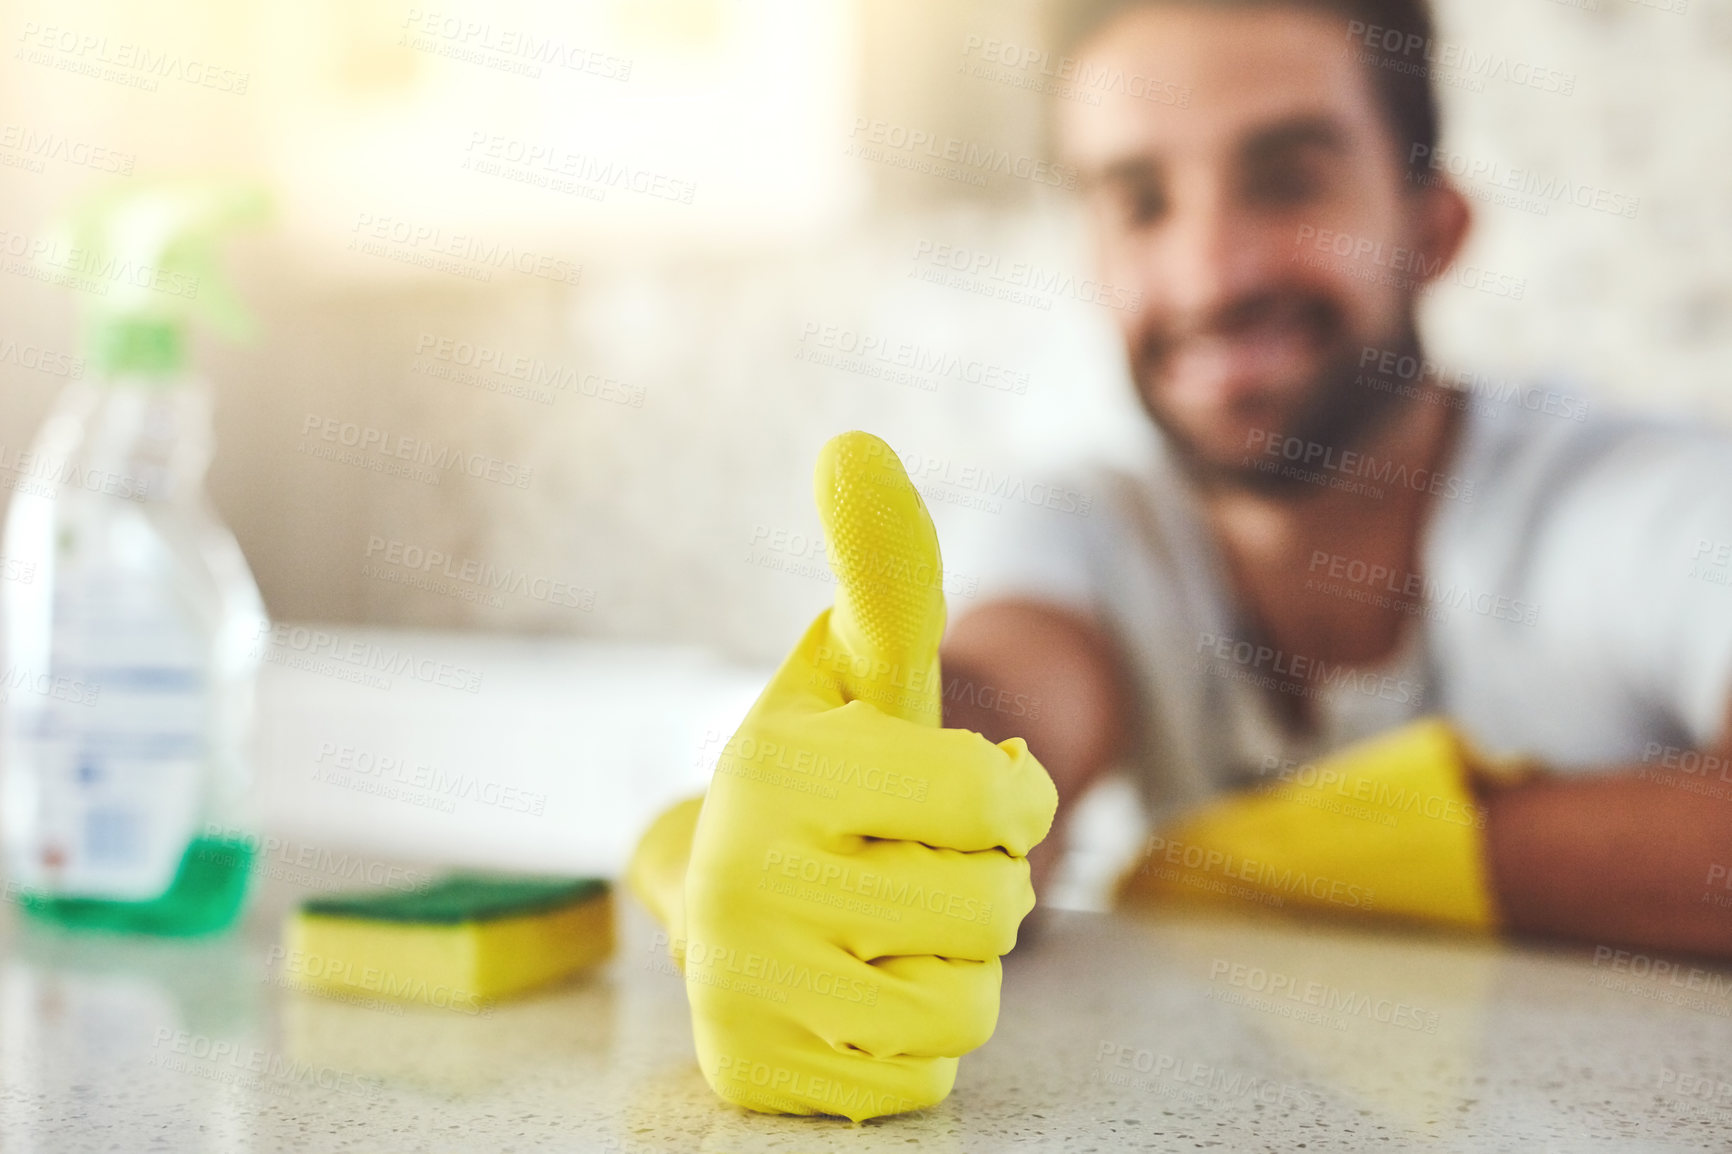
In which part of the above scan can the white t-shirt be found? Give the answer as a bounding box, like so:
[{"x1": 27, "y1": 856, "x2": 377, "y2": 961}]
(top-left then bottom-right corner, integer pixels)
[{"x1": 950, "y1": 399, "x2": 1732, "y2": 821}]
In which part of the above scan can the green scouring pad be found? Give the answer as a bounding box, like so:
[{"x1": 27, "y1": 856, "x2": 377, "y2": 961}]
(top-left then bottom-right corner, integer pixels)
[{"x1": 283, "y1": 874, "x2": 613, "y2": 1009}]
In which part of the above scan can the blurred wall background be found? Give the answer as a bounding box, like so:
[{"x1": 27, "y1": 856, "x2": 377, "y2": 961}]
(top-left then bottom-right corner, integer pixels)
[{"x1": 1, "y1": 0, "x2": 1729, "y2": 669}]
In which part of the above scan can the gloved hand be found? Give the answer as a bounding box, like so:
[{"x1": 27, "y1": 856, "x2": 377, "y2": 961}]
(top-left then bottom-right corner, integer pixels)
[
  {"x1": 628, "y1": 431, "x2": 1056, "y2": 1121},
  {"x1": 1118, "y1": 719, "x2": 1533, "y2": 930}
]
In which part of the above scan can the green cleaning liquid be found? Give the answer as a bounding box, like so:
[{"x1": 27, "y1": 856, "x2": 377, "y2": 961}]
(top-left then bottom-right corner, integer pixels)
[{"x1": 19, "y1": 835, "x2": 255, "y2": 936}]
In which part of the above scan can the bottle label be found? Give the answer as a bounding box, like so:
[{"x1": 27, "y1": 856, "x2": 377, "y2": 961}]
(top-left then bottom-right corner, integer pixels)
[{"x1": 13, "y1": 554, "x2": 209, "y2": 899}]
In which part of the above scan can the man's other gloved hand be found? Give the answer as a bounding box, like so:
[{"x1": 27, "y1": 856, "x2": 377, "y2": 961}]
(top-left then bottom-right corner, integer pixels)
[{"x1": 1120, "y1": 719, "x2": 1531, "y2": 931}]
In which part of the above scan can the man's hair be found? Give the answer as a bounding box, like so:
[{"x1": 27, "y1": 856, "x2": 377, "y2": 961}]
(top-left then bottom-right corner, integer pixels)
[{"x1": 1048, "y1": 0, "x2": 1440, "y2": 178}]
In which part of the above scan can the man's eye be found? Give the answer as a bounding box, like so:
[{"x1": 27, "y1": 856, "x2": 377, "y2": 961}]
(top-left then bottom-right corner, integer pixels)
[
  {"x1": 1246, "y1": 161, "x2": 1325, "y2": 207},
  {"x1": 1114, "y1": 184, "x2": 1167, "y2": 228}
]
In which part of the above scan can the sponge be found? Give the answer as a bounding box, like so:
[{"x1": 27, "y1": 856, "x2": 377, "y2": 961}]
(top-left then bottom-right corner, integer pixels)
[{"x1": 283, "y1": 874, "x2": 613, "y2": 1010}]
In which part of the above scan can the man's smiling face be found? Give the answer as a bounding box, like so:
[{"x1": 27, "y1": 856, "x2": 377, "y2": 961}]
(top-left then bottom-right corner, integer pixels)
[{"x1": 1061, "y1": 4, "x2": 1465, "y2": 487}]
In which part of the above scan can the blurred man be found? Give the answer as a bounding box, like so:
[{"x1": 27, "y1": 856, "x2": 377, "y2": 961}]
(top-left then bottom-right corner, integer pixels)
[{"x1": 943, "y1": 0, "x2": 1732, "y2": 955}]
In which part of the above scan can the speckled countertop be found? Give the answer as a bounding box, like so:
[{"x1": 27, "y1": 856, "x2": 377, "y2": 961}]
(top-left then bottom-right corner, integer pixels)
[{"x1": 2, "y1": 876, "x2": 1728, "y2": 1153}]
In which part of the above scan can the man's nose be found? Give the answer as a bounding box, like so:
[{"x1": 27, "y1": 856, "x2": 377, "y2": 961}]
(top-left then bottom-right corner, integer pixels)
[{"x1": 1152, "y1": 186, "x2": 1281, "y2": 322}]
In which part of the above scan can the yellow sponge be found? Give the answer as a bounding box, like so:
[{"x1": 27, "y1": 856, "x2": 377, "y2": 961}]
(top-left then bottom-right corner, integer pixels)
[{"x1": 283, "y1": 874, "x2": 613, "y2": 1011}]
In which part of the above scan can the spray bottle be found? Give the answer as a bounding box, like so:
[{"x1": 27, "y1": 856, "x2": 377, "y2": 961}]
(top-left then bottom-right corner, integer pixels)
[{"x1": 0, "y1": 183, "x2": 269, "y2": 934}]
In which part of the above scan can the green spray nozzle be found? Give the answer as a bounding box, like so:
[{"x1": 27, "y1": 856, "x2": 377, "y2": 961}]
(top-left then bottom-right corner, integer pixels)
[{"x1": 46, "y1": 181, "x2": 270, "y2": 377}]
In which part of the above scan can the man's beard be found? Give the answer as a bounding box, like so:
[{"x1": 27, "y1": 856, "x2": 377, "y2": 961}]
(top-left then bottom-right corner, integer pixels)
[{"x1": 1134, "y1": 316, "x2": 1423, "y2": 498}]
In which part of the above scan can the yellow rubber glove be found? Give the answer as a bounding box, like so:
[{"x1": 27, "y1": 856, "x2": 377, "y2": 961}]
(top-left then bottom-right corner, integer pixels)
[
  {"x1": 629, "y1": 795, "x2": 702, "y2": 962},
  {"x1": 636, "y1": 431, "x2": 1057, "y2": 1122},
  {"x1": 1118, "y1": 719, "x2": 1531, "y2": 931}
]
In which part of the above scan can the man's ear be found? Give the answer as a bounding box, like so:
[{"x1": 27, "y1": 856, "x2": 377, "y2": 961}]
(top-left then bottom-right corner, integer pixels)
[{"x1": 1411, "y1": 180, "x2": 1473, "y2": 286}]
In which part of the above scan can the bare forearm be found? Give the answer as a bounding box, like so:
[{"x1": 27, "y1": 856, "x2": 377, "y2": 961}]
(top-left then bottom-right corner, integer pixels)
[{"x1": 1483, "y1": 769, "x2": 1732, "y2": 958}]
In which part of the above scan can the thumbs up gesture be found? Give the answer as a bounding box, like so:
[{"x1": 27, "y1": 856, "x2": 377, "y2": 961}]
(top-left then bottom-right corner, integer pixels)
[{"x1": 666, "y1": 432, "x2": 1057, "y2": 1121}]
